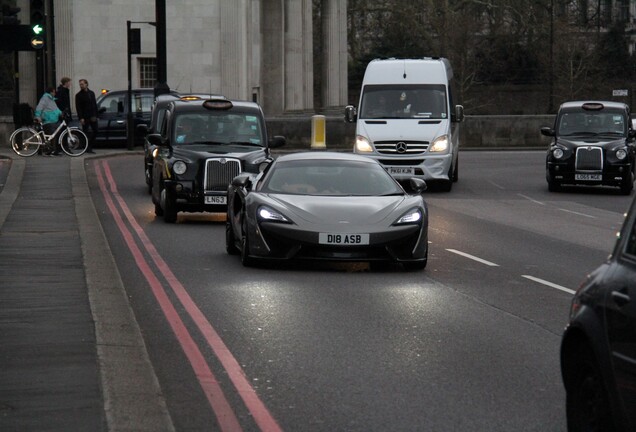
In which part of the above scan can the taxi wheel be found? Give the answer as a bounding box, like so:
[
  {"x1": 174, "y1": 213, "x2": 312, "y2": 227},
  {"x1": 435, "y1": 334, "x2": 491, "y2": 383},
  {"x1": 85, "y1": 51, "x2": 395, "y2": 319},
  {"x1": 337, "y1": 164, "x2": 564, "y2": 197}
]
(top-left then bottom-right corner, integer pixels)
[
  {"x1": 620, "y1": 174, "x2": 633, "y2": 195},
  {"x1": 240, "y1": 234, "x2": 254, "y2": 267},
  {"x1": 162, "y1": 189, "x2": 178, "y2": 223}
]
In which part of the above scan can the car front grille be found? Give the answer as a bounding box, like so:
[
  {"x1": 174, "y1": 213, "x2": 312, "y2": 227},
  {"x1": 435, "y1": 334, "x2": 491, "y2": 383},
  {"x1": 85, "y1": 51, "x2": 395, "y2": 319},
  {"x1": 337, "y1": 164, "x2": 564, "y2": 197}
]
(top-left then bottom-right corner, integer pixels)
[
  {"x1": 575, "y1": 146, "x2": 603, "y2": 171},
  {"x1": 204, "y1": 158, "x2": 241, "y2": 192},
  {"x1": 374, "y1": 141, "x2": 429, "y2": 154}
]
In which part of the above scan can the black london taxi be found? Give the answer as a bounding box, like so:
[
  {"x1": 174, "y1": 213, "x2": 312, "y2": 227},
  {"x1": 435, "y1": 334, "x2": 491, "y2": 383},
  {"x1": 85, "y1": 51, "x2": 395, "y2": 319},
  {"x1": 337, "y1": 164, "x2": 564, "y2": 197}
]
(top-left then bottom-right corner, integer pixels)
[
  {"x1": 148, "y1": 96, "x2": 286, "y2": 223},
  {"x1": 542, "y1": 101, "x2": 636, "y2": 194}
]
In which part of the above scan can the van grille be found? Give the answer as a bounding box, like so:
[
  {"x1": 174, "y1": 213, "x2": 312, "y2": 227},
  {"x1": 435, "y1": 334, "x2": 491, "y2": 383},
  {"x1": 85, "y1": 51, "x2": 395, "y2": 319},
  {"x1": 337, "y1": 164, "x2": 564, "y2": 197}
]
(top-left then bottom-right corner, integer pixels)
[
  {"x1": 575, "y1": 147, "x2": 603, "y2": 171},
  {"x1": 204, "y1": 158, "x2": 241, "y2": 192},
  {"x1": 375, "y1": 140, "x2": 429, "y2": 155}
]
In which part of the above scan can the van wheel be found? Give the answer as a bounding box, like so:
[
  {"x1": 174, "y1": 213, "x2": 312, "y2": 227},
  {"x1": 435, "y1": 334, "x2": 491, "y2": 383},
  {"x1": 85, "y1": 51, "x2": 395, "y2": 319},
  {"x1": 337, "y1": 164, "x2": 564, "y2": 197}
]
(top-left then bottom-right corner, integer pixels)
[
  {"x1": 438, "y1": 180, "x2": 452, "y2": 192},
  {"x1": 452, "y1": 159, "x2": 459, "y2": 182}
]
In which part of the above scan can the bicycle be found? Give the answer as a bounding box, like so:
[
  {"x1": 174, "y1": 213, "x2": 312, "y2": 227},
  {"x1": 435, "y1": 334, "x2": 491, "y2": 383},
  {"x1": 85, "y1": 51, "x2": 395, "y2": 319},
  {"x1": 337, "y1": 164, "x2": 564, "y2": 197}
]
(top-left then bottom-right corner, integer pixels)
[{"x1": 10, "y1": 116, "x2": 89, "y2": 157}]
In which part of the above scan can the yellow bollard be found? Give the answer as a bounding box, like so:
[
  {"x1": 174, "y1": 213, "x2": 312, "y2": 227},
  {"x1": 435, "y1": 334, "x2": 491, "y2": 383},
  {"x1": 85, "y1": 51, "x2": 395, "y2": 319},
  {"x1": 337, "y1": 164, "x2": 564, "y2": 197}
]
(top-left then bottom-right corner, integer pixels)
[{"x1": 311, "y1": 115, "x2": 326, "y2": 149}]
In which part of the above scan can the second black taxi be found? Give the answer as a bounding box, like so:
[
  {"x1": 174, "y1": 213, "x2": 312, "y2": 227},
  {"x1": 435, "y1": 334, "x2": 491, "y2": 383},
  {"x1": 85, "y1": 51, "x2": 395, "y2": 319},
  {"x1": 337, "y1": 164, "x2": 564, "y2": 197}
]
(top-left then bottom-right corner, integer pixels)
[
  {"x1": 542, "y1": 101, "x2": 636, "y2": 194},
  {"x1": 147, "y1": 96, "x2": 285, "y2": 223}
]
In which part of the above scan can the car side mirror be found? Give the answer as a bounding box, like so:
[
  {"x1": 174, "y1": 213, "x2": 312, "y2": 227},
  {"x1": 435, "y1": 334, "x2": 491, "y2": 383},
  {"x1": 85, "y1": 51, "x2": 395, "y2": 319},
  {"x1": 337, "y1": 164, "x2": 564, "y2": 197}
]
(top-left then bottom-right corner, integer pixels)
[
  {"x1": 147, "y1": 133, "x2": 165, "y2": 146},
  {"x1": 137, "y1": 124, "x2": 148, "y2": 136},
  {"x1": 98, "y1": 106, "x2": 107, "y2": 114},
  {"x1": 409, "y1": 178, "x2": 427, "y2": 194},
  {"x1": 232, "y1": 173, "x2": 251, "y2": 188},
  {"x1": 269, "y1": 136, "x2": 286, "y2": 148},
  {"x1": 540, "y1": 127, "x2": 555, "y2": 137},
  {"x1": 344, "y1": 105, "x2": 357, "y2": 123},
  {"x1": 452, "y1": 105, "x2": 464, "y2": 123}
]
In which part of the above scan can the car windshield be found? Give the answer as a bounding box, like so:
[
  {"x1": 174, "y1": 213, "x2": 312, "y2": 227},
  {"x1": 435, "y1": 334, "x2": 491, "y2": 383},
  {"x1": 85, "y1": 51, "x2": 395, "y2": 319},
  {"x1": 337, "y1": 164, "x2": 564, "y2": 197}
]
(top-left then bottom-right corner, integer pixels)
[
  {"x1": 359, "y1": 84, "x2": 448, "y2": 119},
  {"x1": 172, "y1": 112, "x2": 264, "y2": 145},
  {"x1": 557, "y1": 109, "x2": 627, "y2": 136},
  {"x1": 261, "y1": 159, "x2": 405, "y2": 196}
]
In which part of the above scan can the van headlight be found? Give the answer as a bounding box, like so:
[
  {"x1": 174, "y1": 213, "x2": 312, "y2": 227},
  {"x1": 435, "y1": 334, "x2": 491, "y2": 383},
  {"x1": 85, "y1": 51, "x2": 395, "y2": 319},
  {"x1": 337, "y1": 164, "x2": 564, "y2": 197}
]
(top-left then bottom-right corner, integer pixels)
[
  {"x1": 429, "y1": 135, "x2": 449, "y2": 152},
  {"x1": 354, "y1": 135, "x2": 373, "y2": 153}
]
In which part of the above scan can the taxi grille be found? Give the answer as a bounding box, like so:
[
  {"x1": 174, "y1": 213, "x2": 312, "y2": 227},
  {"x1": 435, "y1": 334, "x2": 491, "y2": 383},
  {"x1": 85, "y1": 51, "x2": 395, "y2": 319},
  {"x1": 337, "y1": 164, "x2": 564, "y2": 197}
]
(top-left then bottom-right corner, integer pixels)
[
  {"x1": 204, "y1": 158, "x2": 241, "y2": 192},
  {"x1": 575, "y1": 147, "x2": 603, "y2": 171},
  {"x1": 375, "y1": 141, "x2": 429, "y2": 155}
]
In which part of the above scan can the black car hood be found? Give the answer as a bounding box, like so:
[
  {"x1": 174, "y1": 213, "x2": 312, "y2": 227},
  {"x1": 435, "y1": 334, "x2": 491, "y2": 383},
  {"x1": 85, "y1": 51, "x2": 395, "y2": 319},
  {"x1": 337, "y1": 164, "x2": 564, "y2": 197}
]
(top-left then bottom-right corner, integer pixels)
[
  {"x1": 172, "y1": 143, "x2": 266, "y2": 159},
  {"x1": 556, "y1": 136, "x2": 625, "y2": 148}
]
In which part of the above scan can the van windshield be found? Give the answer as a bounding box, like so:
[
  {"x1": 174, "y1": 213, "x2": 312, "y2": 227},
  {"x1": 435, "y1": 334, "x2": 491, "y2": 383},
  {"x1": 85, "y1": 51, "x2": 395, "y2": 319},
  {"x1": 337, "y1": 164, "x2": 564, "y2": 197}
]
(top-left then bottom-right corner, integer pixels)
[{"x1": 359, "y1": 84, "x2": 447, "y2": 119}]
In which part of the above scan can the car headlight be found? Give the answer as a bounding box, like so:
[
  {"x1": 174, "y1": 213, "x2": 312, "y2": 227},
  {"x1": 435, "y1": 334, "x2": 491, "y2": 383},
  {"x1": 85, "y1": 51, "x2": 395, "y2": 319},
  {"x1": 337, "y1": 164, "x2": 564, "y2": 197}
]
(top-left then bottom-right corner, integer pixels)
[
  {"x1": 552, "y1": 148, "x2": 564, "y2": 159},
  {"x1": 173, "y1": 160, "x2": 187, "y2": 175},
  {"x1": 394, "y1": 208, "x2": 422, "y2": 225},
  {"x1": 616, "y1": 148, "x2": 628, "y2": 160},
  {"x1": 429, "y1": 135, "x2": 449, "y2": 152},
  {"x1": 152, "y1": 148, "x2": 159, "y2": 158},
  {"x1": 258, "y1": 206, "x2": 292, "y2": 223},
  {"x1": 354, "y1": 135, "x2": 373, "y2": 152}
]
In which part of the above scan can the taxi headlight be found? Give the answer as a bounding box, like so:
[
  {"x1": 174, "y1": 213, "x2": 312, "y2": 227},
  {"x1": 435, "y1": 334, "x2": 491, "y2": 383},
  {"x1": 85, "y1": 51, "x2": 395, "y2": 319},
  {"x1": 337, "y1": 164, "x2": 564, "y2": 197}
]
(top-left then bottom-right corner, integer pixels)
[
  {"x1": 394, "y1": 208, "x2": 422, "y2": 225},
  {"x1": 616, "y1": 148, "x2": 628, "y2": 160},
  {"x1": 173, "y1": 160, "x2": 187, "y2": 175},
  {"x1": 552, "y1": 148, "x2": 564, "y2": 159},
  {"x1": 152, "y1": 148, "x2": 159, "y2": 158},
  {"x1": 354, "y1": 135, "x2": 373, "y2": 153},
  {"x1": 429, "y1": 135, "x2": 449, "y2": 152}
]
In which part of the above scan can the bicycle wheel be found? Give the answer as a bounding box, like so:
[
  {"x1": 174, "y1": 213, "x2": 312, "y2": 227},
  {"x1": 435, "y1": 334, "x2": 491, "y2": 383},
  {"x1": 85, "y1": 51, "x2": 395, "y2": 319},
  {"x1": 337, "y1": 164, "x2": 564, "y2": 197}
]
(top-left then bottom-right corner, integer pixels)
[
  {"x1": 59, "y1": 128, "x2": 88, "y2": 156},
  {"x1": 10, "y1": 127, "x2": 42, "y2": 157}
]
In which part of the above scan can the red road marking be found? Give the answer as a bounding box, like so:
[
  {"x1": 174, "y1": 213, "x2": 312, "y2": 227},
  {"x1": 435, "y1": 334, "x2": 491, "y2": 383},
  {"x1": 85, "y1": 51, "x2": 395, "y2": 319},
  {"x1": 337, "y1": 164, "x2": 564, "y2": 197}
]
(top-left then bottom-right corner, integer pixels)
[{"x1": 96, "y1": 160, "x2": 282, "y2": 432}]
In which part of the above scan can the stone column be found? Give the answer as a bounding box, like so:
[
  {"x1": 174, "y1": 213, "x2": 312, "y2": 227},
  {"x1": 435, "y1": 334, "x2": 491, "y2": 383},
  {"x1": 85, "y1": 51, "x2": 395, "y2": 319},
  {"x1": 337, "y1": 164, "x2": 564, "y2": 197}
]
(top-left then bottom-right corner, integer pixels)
[
  {"x1": 284, "y1": 0, "x2": 313, "y2": 112},
  {"x1": 220, "y1": 0, "x2": 248, "y2": 100},
  {"x1": 321, "y1": 0, "x2": 347, "y2": 110},
  {"x1": 261, "y1": 0, "x2": 284, "y2": 115}
]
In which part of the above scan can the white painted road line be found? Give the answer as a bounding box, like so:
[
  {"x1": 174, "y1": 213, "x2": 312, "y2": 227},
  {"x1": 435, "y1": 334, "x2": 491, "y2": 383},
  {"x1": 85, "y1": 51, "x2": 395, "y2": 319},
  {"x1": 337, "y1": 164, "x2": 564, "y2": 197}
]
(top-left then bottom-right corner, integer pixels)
[
  {"x1": 446, "y1": 249, "x2": 499, "y2": 266},
  {"x1": 558, "y1": 208, "x2": 596, "y2": 219},
  {"x1": 518, "y1": 193, "x2": 545, "y2": 205},
  {"x1": 522, "y1": 275, "x2": 576, "y2": 295}
]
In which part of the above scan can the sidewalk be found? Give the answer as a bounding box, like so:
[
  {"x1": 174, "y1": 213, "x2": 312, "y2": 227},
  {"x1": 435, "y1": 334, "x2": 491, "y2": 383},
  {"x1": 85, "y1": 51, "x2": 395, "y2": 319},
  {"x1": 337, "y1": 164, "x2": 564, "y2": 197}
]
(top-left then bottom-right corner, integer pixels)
[{"x1": 0, "y1": 147, "x2": 174, "y2": 431}]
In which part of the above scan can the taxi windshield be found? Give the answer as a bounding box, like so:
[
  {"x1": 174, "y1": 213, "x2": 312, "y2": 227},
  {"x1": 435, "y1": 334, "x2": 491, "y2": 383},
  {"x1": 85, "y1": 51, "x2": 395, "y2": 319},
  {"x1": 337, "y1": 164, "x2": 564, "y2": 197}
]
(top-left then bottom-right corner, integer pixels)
[
  {"x1": 173, "y1": 112, "x2": 264, "y2": 145},
  {"x1": 557, "y1": 109, "x2": 627, "y2": 136}
]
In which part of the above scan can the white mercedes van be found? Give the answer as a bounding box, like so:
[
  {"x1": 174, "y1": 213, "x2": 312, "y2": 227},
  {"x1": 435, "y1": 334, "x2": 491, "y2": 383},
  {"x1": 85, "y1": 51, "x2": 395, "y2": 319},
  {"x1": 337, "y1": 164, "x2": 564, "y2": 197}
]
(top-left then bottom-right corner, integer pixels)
[{"x1": 345, "y1": 58, "x2": 464, "y2": 191}]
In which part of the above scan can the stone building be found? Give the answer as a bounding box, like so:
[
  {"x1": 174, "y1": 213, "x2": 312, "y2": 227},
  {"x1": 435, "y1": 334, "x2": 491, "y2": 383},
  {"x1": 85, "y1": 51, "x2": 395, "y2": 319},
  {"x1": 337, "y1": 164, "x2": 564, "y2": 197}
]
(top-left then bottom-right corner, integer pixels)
[{"x1": 15, "y1": 0, "x2": 347, "y2": 116}]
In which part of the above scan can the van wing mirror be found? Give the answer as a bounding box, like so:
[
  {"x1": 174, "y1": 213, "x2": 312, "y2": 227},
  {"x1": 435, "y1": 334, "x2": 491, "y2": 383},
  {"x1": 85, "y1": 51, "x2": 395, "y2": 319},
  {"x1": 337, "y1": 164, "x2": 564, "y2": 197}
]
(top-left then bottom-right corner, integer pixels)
[
  {"x1": 452, "y1": 105, "x2": 464, "y2": 123},
  {"x1": 344, "y1": 105, "x2": 357, "y2": 123},
  {"x1": 540, "y1": 127, "x2": 555, "y2": 137}
]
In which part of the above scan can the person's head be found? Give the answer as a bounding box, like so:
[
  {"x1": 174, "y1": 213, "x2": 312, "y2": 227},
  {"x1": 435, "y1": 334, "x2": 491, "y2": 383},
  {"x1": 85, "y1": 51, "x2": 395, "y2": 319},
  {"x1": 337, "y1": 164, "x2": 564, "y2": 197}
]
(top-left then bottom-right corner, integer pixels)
[
  {"x1": 45, "y1": 86, "x2": 56, "y2": 95},
  {"x1": 79, "y1": 79, "x2": 89, "y2": 90},
  {"x1": 60, "y1": 77, "x2": 71, "y2": 88}
]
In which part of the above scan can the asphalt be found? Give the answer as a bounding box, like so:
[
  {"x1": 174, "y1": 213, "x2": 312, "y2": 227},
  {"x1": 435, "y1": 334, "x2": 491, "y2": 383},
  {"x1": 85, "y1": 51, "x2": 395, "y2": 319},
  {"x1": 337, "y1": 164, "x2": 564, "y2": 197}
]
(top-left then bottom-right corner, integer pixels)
[{"x1": 0, "y1": 146, "x2": 175, "y2": 432}]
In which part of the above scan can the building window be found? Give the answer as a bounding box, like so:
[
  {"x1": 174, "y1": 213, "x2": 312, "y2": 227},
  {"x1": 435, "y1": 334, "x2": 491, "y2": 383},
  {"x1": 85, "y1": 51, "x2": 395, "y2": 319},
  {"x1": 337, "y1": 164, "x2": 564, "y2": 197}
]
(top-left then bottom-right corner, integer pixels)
[{"x1": 139, "y1": 58, "x2": 157, "y2": 88}]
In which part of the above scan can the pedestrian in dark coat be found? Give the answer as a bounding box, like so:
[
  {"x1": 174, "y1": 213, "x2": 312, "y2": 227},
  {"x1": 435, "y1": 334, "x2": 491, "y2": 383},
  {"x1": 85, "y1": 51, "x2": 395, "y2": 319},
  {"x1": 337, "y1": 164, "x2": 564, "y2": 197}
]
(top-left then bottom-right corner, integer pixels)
[
  {"x1": 56, "y1": 77, "x2": 72, "y2": 119},
  {"x1": 75, "y1": 78, "x2": 98, "y2": 153}
]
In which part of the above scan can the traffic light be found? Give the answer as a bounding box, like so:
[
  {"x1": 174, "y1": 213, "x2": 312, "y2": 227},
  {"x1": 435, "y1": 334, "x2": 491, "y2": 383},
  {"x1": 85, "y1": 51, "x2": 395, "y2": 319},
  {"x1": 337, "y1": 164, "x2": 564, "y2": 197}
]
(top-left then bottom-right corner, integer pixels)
[
  {"x1": 1, "y1": 4, "x2": 21, "y2": 25},
  {"x1": 30, "y1": 0, "x2": 43, "y2": 34}
]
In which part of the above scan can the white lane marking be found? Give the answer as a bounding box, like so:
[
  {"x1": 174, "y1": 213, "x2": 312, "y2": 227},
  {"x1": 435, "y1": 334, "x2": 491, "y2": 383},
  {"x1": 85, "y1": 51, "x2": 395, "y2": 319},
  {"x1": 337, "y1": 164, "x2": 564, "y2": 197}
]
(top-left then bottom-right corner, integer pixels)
[
  {"x1": 522, "y1": 275, "x2": 576, "y2": 295},
  {"x1": 558, "y1": 208, "x2": 596, "y2": 219},
  {"x1": 446, "y1": 249, "x2": 499, "y2": 266},
  {"x1": 489, "y1": 180, "x2": 505, "y2": 190},
  {"x1": 518, "y1": 193, "x2": 545, "y2": 205}
]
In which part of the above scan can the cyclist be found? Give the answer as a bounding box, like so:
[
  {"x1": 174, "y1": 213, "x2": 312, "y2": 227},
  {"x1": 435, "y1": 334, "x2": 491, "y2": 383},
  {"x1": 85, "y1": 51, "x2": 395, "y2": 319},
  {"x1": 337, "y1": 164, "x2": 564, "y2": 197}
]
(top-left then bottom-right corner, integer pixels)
[{"x1": 34, "y1": 86, "x2": 63, "y2": 156}]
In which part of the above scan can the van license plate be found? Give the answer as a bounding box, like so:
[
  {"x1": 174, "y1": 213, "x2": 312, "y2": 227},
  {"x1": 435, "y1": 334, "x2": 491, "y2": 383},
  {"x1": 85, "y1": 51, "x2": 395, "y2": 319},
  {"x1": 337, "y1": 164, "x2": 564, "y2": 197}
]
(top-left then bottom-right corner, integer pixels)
[
  {"x1": 389, "y1": 167, "x2": 414, "y2": 175},
  {"x1": 205, "y1": 195, "x2": 226, "y2": 204}
]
